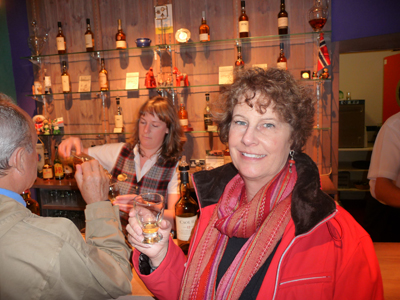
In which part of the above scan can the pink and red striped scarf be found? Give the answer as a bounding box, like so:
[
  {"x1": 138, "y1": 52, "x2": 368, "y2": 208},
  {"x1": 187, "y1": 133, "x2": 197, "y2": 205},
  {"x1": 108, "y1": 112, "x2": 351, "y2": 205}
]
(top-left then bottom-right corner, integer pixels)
[{"x1": 180, "y1": 162, "x2": 297, "y2": 300}]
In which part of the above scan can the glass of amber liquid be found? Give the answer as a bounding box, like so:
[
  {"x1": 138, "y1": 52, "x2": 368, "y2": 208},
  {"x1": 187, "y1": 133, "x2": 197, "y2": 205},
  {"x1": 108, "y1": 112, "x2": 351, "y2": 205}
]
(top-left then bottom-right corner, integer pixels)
[{"x1": 133, "y1": 193, "x2": 165, "y2": 244}]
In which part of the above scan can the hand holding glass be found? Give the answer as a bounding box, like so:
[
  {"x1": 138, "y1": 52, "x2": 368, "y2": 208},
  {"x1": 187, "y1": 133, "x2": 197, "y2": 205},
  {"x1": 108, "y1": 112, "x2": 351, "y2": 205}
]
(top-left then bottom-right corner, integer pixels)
[{"x1": 133, "y1": 193, "x2": 165, "y2": 244}]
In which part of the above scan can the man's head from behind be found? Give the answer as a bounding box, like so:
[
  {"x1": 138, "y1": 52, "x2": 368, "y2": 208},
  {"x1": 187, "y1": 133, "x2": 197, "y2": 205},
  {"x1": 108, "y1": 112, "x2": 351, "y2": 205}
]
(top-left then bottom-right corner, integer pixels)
[{"x1": 0, "y1": 94, "x2": 37, "y2": 192}]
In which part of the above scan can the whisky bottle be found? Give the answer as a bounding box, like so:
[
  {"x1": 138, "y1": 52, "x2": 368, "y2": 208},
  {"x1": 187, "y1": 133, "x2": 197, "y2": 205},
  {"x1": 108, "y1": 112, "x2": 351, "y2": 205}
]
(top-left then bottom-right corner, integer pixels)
[
  {"x1": 178, "y1": 102, "x2": 189, "y2": 130},
  {"x1": 61, "y1": 61, "x2": 71, "y2": 93},
  {"x1": 238, "y1": 1, "x2": 249, "y2": 38},
  {"x1": 21, "y1": 189, "x2": 40, "y2": 216},
  {"x1": 56, "y1": 21, "x2": 66, "y2": 54},
  {"x1": 278, "y1": 0, "x2": 288, "y2": 35},
  {"x1": 175, "y1": 156, "x2": 199, "y2": 254},
  {"x1": 115, "y1": 19, "x2": 127, "y2": 49},
  {"x1": 277, "y1": 43, "x2": 287, "y2": 70},
  {"x1": 115, "y1": 97, "x2": 124, "y2": 131},
  {"x1": 199, "y1": 11, "x2": 210, "y2": 42},
  {"x1": 235, "y1": 45, "x2": 245, "y2": 68},
  {"x1": 43, "y1": 148, "x2": 54, "y2": 180},
  {"x1": 43, "y1": 69, "x2": 51, "y2": 94},
  {"x1": 54, "y1": 145, "x2": 64, "y2": 180},
  {"x1": 204, "y1": 93, "x2": 213, "y2": 131},
  {"x1": 99, "y1": 58, "x2": 109, "y2": 91},
  {"x1": 85, "y1": 18, "x2": 95, "y2": 52}
]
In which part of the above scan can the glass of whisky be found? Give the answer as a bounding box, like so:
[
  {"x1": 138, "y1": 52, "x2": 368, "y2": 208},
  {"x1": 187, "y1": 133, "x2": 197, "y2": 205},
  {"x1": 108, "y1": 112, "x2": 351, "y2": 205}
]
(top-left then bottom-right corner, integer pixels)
[{"x1": 133, "y1": 193, "x2": 165, "y2": 244}]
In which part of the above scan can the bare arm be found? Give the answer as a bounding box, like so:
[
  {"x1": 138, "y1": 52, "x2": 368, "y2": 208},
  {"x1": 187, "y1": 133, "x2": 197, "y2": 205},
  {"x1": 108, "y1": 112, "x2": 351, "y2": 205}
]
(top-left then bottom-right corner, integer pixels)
[{"x1": 374, "y1": 177, "x2": 400, "y2": 208}]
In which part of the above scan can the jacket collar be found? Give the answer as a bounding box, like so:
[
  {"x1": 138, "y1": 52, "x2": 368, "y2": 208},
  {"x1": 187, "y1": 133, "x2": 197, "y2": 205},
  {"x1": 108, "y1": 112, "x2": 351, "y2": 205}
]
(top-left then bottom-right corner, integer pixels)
[{"x1": 192, "y1": 152, "x2": 336, "y2": 236}]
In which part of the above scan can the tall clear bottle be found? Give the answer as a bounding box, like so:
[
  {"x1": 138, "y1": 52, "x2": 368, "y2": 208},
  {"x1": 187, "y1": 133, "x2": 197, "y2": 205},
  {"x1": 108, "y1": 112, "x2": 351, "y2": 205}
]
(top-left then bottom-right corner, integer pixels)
[
  {"x1": 85, "y1": 18, "x2": 95, "y2": 52},
  {"x1": 115, "y1": 97, "x2": 124, "y2": 131},
  {"x1": 99, "y1": 58, "x2": 109, "y2": 91},
  {"x1": 115, "y1": 19, "x2": 127, "y2": 49},
  {"x1": 56, "y1": 21, "x2": 66, "y2": 54},
  {"x1": 61, "y1": 61, "x2": 71, "y2": 93},
  {"x1": 199, "y1": 11, "x2": 210, "y2": 42},
  {"x1": 175, "y1": 156, "x2": 199, "y2": 254},
  {"x1": 238, "y1": 1, "x2": 249, "y2": 38},
  {"x1": 278, "y1": 0, "x2": 288, "y2": 34},
  {"x1": 277, "y1": 43, "x2": 287, "y2": 70},
  {"x1": 204, "y1": 93, "x2": 213, "y2": 131}
]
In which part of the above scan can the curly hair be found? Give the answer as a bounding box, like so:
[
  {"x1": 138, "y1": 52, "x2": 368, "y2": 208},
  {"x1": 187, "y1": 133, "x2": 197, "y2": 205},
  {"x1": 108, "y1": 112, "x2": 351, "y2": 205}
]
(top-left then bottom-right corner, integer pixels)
[
  {"x1": 132, "y1": 96, "x2": 183, "y2": 162},
  {"x1": 214, "y1": 67, "x2": 315, "y2": 153}
]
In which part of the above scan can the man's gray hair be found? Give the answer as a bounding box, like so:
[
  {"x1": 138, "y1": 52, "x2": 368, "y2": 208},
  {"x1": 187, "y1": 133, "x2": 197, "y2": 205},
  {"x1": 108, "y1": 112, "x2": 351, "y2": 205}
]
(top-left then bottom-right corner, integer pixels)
[{"x1": 0, "y1": 94, "x2": 34, "y2": 177}]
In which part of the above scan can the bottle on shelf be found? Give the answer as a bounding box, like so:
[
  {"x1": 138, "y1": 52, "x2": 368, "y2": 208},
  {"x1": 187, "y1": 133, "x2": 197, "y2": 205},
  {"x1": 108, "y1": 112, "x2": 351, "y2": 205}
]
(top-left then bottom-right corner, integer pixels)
[
  {"x1": 115, "y1": 19, "x2": 127, "y2": 50},
  {"x1": 63, "y1": 162, "x2": 74, "y2": 179},
  {"x1": 99, "y1": 58, "x2": 109, "y2": 91},
  {"x1": 199, "y1": 11, "x2": 210, "y2": 42},
  {"x1": 61, "y1": 61, "x2": 71, "y2": 93},
  {"x1": 238, "y1": 1, "x2": 249, "y2": 38},
  {"x1": 277, "y1": 43, "x2": 287, "y2": 70},
  {"x1": 53, "y1": 145, "x2": 64, "y2": 180},
  {"x1": 278, "y1": 0, "x2": 288, "y2": 34},
  {"x1": 114, "y1": 97, "x2": 124, "y2": 132},
  {"x1": 43, "y1": 69, "x2": 51, "y2": 94},
  {"x1": 235, "y1": 44, "x2": 245, "y2": 68},
  {"x1": 204, "y1": 93, "x2": 213, "y2": 131},
  {"x1": 178, "y1": 102, "x2": 189, "y2": 130},
  {"x1": 43, "y1": 148, "x2": 54, "y2": 180},
  {"x1": 175, "y1": 156, "x2": 199, "y2": 255},
  {"x1": 21, "y1": 189, "x2": 40, "y2": 216},
  {"x1": 85, "y1": 18, "x2": 95, "y2": 52},
  {"x1": 56, "y1": 21, "x2": 66, "y2": 54}
]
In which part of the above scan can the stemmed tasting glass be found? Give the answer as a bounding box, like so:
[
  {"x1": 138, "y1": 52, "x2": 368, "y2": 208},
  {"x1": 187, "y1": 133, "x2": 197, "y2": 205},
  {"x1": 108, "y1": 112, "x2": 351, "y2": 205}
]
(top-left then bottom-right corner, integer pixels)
[
  {"x1": 133, "y1": 193, "x2": 165, "y2": 244},
  {"x1": 308, "y1": 0, "x2": 329, "y2": 32}
]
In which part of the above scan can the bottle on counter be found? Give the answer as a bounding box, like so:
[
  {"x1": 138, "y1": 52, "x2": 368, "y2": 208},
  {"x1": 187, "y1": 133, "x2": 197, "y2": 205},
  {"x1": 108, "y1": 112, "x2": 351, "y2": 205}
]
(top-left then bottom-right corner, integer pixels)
[
  {"x1": 277, "y1": 43, "x2": 287, "y2": 70},
  {"x1": 56, "y1": 21, "x2": 66, "y2": 54},
  {"x1": 85, "y1": 18, "x2": 95, "y2": 52},
  {"x1": 99, "y1": 58, "x2": 109, "y2": 91},
  {"x1": 204, "y1": 93, "x2": 213, "y2": 131},
  {"x1": 235, "y1": 44, "x2": 245, "y2": 68},
  {"x1": 238, "y1": 1, "x2": 249, "y2": 38},
  {"x1": 278, "y1": 0, "x2": 288, "y2": 34},
  {"x1": 54, "y1": 145, "x2": 64, "y2": 180},
  {"x1": 199, "y1": 11, "x2": 210, "y2": 42},
  {"x1": 43, "y1": 148, "x2": 54, "y2": 180},
  {"x1": 115, "y1": 19, "x2": 127, "y2": 49},
  {"x1": 21, "y1": 189, "x2": 40, "y2": 216},
  {"x1": 114, "y1": 97, "x2": 124, "y2": 131},
  {"x1": 178, "y1": 102, "x2": 189, "y2": 130},
  {"x1": 61, "y1": 61, "x2": 71, "y2": 93},
  {"x1": 175, "y1": 156, "x2": 199, "y2": 254}
]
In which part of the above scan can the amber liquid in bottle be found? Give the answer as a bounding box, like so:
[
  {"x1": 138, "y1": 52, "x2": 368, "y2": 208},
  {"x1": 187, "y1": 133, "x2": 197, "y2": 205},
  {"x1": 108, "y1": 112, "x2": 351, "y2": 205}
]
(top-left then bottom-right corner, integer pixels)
[
  {"x1": 238, "y1": 1, "x2": 249, "y2": 38},
  {"x1": 42, "y1": 149, "x2": 54, "y2": 180},
  {"x1": 277, "y1": 43, "x2": 287, "y2": 70},
  {"x1": 204, "y1": 93, "x2": 212, "y2": 131},
  {"x1": 56, "y1": 21, "x2": 66, "y2": 54},
  {"x1": 278, "y1": 0, "x2": 288, "y2": 34},
  {"x1": 99, "y1": 58, "x2": 109, "y2": 91},
  {"x1": 115, "y1": 19, "x2": 127, "y2": 49},
  {"x1": 85, "y1": 18, "x2": 95, "y2": 52},
  {"x1": 235, "y1": 45, "x2": 245, "y2": 68},
  {"x1": 21, "y1": 190, "x2": 40, "y2": 216},
  {"x1": 61, "y1": 61, "x2": 71, "y2": 93},
  {"x1": 175, "y1": 156, "x2": 199, "y2": 255},
  {"x1": 199, "y1": 11, "x2": 210, "y2": 42},
  {"x1": 54, "y1": 145, "x2": 64, "y2": 180},
  {"x1": 178, "y1": 103, "x2": 189, "y2": 130}
]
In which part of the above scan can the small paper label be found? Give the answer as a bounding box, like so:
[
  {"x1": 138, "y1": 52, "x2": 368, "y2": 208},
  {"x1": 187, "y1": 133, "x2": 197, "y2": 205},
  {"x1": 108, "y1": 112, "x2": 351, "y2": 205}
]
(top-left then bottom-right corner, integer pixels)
[
  {"x1": 78, "y1": 75, "x2": 91, "y2": 93},
  {"x1": 219, "y1": 66, "x2": 234, "y2": 85},
  {"x1": 85, "y1": 34, "x2": 93, "y2": 48},
  {"x1": 277, "y1": 62, "x2": 287, "y2": 70},
  {"x1": 179, "y1": 119, "x2": 189, "y2": 126},
  {"x1": 61, "y1": 75, "x2": 70, "y2": 92},
  {"x1": 199, "y1": 33, "x2": 209, "y2": 42},
  {"x1": 278, "y1": 17, "x2": 288, "y2": 28},
  {"x1": 116, "y1": 40, "x2": 127, "y2": 49},
  {"x1": 176, "y1": 215, "x2": 198, "y2": 241},
  {"x1": 56, "y1": 37, "x2": 65, "y2": 51},
  {"x1": 126, "y1": 72, "x2": 139, "y2": 90},
  {"x1": 239, "y1": 21, "x2": 249, "y2": 33}
]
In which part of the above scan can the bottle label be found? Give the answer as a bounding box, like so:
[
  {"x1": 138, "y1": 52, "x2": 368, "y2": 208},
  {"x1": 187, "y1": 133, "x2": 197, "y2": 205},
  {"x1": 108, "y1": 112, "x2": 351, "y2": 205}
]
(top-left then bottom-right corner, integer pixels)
[
  {"x1": 116, "y1": 40, "x2": 127, "y2": 49},
  {"x1": 44, "y1": 76, "x2": 51, "y2": 88},
  {"x1": 278, "y1": 17, "x2": 288, "y2": 28},
  {"x1": 85, "y1": 34, "x2": 93, "y2": 48},
  {"x1": 99, "y1": 73, "x2": 108, "y2": 88},
  {"x1": 277, "y1": 62, "x2": 287, "y2": 70},
  {"x1": 179, "y1": 119, "x2": 189, "y2": 127},
  {"x1": 115, "y1": 115, "x2": 124, "y2": 128},
  {"x1": 239, "y1": 21, "x2": 249, "y2": 33},
  {"x1": 54, "y1": 163, "x2": 64, "y2": 177},
  {"x1": 56, "y1": 37, "x2": 65, "y2": 51},
  {"x1": 61, "y1": 75, "x2": 70, "y2": 92},
  {"x1": 176, "y1": 215, "x2": 198, "y2": 241},
  {"x1": 199, "y1": 33, "x2": 209, "y2": 42},
  {"x1": 43, "y1": 166, "x2": 53, "y2": 179}
]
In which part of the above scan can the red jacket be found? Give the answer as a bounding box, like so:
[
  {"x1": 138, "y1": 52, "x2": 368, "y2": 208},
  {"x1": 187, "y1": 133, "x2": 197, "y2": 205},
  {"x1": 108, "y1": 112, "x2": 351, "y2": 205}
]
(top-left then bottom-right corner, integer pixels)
[{"x1": 133, "y1": 153, "x2": 384, "y2": 300}]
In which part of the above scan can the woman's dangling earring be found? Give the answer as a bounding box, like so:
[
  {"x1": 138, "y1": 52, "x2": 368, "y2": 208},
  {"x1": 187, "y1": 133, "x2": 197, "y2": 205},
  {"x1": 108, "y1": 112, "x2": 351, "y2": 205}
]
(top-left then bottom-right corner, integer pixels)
[{"x1": 289, "y1": 150, "x2": 295, "y2": 173}]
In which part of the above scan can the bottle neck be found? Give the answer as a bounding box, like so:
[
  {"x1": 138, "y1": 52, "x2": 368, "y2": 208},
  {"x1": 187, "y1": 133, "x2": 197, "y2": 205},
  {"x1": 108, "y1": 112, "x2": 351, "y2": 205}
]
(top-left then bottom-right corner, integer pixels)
[
  {"x1": 58, "y1": 27, "x2": 62, "y2": 33},
  {"x1": 241, "y1": 7, "x2": 246, "y2": 14},
  {"x1": 202, "y1": 18, "x2": 206, "y2": 24},
  {"x1": 87, "y1": 24, "x2": 91, "y2": 31}
]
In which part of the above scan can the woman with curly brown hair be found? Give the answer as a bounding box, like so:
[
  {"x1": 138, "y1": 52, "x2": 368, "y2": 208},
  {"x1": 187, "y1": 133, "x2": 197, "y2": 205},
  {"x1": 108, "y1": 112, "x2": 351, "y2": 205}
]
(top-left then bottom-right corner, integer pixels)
[
  {"x1": 128, "y1": 68, "x2": 383, "y2": 300},
  {"x1": 59, "y1": 96, "x2": 183, "y2": 225}
]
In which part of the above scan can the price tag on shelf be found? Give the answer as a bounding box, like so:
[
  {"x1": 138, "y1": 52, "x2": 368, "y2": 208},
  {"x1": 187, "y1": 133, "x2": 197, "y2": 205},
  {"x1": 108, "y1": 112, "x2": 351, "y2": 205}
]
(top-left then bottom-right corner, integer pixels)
[
  {"x1": 78, "y1": 76, "x2": 91, "y2": 93},
  {"x1": 126, "y1": 72, "x2": 139, "y2": 90},
  {"x1": 219, "y1": 66, "x2": 233, "y2": 85}
]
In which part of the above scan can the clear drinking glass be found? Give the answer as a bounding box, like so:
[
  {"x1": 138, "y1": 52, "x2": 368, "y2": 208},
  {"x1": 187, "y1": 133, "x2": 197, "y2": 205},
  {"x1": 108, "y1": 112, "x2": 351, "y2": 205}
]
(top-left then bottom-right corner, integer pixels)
[{"x1": 133, "y1": 193, "x2": 165, "y2": 244}]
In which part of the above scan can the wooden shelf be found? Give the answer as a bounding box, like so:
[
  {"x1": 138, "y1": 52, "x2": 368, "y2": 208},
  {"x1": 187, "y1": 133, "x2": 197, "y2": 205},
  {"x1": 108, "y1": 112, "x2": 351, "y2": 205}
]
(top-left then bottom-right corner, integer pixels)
[
  {"x1": 32, "y1": 178, "x2": 79, "y2": 190},
  {"x1": 42, "y1": 203, "x2": 85, "y2": 211}
]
